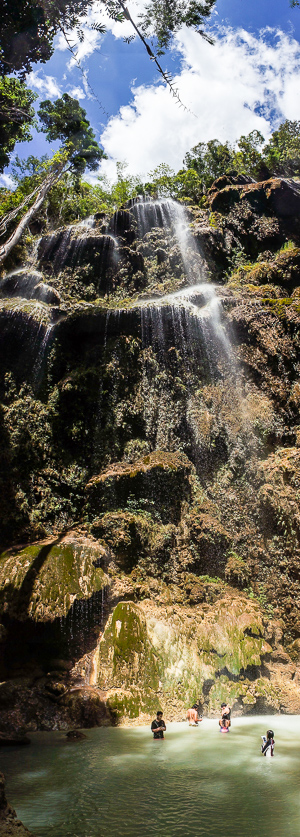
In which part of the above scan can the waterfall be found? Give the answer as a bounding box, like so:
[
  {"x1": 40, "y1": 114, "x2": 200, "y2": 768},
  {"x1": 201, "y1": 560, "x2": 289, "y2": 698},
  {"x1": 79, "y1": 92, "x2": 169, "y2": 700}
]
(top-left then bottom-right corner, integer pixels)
[
  {"x1": 130, "y1": 197, "x2": 207, "y2": 282},
  {"x1": 125, "y1": 198, "x2": 232, "y2": 376},
  {"x1": 0, "y1": 298, "x2": 57, "y2": 386},
  {"x1": 75, "y1": 215, "x2": 96, "y2": 230},
  {"x1": 37, "y1": 227, "x2": 119, "y2": 289},
  {"x1": 138, "y1": 283, "x2": 231, "y2": 364},
  {"x1": 119, "y1": 197, "x2": 237, "y2": 466}
]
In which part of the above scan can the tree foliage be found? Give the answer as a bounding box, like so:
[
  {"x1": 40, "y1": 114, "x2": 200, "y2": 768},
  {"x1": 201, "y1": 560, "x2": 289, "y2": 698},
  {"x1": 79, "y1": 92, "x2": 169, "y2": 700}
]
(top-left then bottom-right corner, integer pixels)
[
  {"x1": 140, "y1": 0, "x2": 216, "y2": 52},
  {"x1": 38, "y1": 93, "x2": 105, "y2": 175},
  {"x1": 0, "y1": 77, "x2": 36, "y2": 173},
  {"x1": 0, "y1": 0, "x2": 93, "y2": 77},
  {"x1": 0, "y1": 95, "x2": 104, "y2": 263},
  {"x1": 263, "y1": 120, "x2": 300, "y2": 179},
  {"x1": 183, "y1": 140, "x2": 234, "y2": 189},
  {"x1": 233, "y1": 130, "x2": 269, "y2": 180},
  {"x1": 181, "y1": 122, "x2": 300, "y2": 195},
  {"x1": 97, "y1": 161, "x2": 143, "y2": 208},
  {"x1": 0, "y1": 0, "x2": 216, "y2": 80}
]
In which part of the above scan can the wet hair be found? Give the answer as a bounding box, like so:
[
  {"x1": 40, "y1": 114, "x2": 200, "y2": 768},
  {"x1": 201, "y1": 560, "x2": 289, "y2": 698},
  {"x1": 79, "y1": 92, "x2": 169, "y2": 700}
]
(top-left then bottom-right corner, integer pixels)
[{"x1": 267, "y1": 730, "x2": 274, "y2": 739}]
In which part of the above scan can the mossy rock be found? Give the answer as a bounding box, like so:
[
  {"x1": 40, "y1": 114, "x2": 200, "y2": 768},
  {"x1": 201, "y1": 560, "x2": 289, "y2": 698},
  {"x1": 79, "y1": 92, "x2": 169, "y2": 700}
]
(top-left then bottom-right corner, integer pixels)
[
  {"x1": 106, "y1": 687, "x2": 157, "y2": 719},
  {"x1": 0, "y1": 535, "x2": 108, "y2": 621},
  {"x1": 230, "y1": 247, "x2": 300, "y2": 295},
  {"x1": 207, "y1": 676, "x2": 250, "y2": 712},
  {"x1": 91, "y1": 510, "x2": 175, "y2": 573},
  {"x1": 85, "y1": 451, "x2": 192, "y2": 524},
  {"x1": 225, "y1": 552, "x2": 249, "y2": 587},
  {"x1": 92, "y1": 592, "x2": 279, "y2": 718},
  {"x1": 257, "y1": 446, "x2": 300, "y2": 538},
  {"x1": 188, "y1": 503, "x2": 230, "y2": 576},
  {"x1": 197, "y1": 596, "x2": 265, "y2": 677},
  {"x1": 96, "y1": 601, "x2": 160, "y2": 699}
]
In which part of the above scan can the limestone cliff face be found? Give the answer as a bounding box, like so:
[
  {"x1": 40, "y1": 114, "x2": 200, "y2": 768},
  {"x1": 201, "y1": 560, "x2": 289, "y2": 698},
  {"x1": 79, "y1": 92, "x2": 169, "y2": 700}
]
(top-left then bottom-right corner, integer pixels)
[{"x1": 1, "y1": 181, "x2": 300, "y2": 728}]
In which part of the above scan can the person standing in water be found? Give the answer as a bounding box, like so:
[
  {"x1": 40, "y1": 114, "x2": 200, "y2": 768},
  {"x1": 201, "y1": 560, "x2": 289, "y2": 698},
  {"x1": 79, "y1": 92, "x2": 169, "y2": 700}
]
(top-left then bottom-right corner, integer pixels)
[
  {"x1": 186, "y1": 707, "x2": 198, "y2": 725},
  {"x1": 151, "y1": 711, "x2": 166, "y2": 740},
  {"x1": 261, "y1": 729, "x2": 275, "y2": 757},
  {"x1": 219, "y1": 702, "x2": 231, "y2": 731}
]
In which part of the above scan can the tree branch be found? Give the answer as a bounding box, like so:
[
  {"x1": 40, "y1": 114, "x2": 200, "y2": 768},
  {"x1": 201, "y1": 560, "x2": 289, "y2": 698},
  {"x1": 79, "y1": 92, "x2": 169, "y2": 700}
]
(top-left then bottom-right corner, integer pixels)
[{"x1": 115, "y1": 0, "x2": 194, "y2": 113}]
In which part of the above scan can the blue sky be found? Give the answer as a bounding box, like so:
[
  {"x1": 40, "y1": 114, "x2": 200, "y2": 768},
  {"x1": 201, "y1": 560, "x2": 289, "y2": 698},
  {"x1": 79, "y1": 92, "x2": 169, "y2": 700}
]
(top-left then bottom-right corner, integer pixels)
[
  {"x1": 216, "y1": 0, "x2": 300, "y2": 34},
  {"x1": 2, "y1": 0, "x2": 300, "y2": 185}
]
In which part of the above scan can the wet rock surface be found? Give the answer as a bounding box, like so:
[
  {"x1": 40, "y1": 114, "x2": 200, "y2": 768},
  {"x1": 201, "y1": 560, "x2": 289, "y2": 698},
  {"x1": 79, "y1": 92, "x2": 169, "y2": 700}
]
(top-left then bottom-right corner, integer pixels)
[
  {"x1": 0, "y1": 270, "x2": 61, "y2": 306},
  {"x1": 0, "y1": 772, "x2": 35, "y2": 836},
  {"x1": 0, "y1": 733, "x2": 30, "y2": 746}
]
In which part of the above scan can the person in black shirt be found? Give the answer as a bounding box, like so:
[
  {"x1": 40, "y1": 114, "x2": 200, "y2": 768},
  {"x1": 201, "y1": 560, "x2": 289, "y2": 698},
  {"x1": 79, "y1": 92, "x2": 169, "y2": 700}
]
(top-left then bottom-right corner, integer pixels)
[{"x1": 151, "y1": 711, "x2": 166, "y2": 739}]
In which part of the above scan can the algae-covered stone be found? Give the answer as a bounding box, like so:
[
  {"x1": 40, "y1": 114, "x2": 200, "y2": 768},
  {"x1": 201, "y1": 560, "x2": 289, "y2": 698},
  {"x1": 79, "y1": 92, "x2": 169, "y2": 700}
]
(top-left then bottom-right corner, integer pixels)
[
  {"x1": 96, "y1": 601, "x2": 160, "y2": 716},
  {"x1": 0, "y1": 534, "x2": 109, "y2": 621},
  {"x1": 197, "y1": 596, "x2": 265, "y2": 677},
  {"x1": 92, "y1": 591, "x2": 279, "y2": 721}
]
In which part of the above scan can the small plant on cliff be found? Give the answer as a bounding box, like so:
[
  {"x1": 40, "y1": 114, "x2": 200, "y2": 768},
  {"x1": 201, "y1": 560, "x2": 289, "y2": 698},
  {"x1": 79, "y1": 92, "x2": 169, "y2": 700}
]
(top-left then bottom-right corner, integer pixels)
[
  {"x1": 280, "y1": 240, "x2": 296, "y2": 253},
  {"x1": 224, "y1": 245, "x2": 252, "y2": 282},
  {"x1": 125, "y1": 494, "x2": 162, "y2": 521},
  {"x1": 245, "y1": 584, "x2": 274, "y2": 618},
  {"x1": 225, "y1": 551, "x2": 248, "y2": 587}
]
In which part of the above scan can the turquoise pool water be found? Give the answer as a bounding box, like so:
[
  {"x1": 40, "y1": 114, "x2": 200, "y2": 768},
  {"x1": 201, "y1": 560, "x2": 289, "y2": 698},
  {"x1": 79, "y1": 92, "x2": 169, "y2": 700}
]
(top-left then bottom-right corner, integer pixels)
[{"x1": 1, "y1": 716, "x2": 300, "y2": 837}]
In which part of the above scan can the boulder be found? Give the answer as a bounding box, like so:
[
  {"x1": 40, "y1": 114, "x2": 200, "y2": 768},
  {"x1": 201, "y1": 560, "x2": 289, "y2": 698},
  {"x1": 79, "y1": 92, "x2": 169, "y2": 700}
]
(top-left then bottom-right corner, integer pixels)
[
  {"x1": 92, "y1": 592, "x2": 296, "y2": 721},
  {"x1": 0, "y1": 533, "x2": 108, "y2": 622},
  {"x1": 0, "y1": 270, "x2": 61, "y2": 305},
  {"x1": 65, "y1": 729, "x2": 87, "y2": 740},
  {"x1": 0, "y1": 732, "x2": 30, "y2": 746},
  {"x1": 0, "y1": 772, "x2": 35, "y2": 835},
  {"x1": 209, "y1": 176, "x2": 300, "y2": 219},
  {"x1": 264, "y1": 178, "x2": 300, "y2": 218}
]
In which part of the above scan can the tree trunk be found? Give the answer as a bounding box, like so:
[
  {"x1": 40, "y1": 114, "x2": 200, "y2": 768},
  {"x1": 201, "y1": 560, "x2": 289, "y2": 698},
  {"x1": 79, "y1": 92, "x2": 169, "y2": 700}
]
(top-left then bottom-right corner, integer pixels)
[{"x1": 0, "y1": 168, "x2": 62, "y2": 267}]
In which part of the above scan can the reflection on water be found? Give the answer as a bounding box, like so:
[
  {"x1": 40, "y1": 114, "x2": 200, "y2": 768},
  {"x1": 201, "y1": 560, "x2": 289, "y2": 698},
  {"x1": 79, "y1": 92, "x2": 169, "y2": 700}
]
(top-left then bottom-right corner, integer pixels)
[{"x1": 1, "y1": 717, "x2": 300, "y2": 837}]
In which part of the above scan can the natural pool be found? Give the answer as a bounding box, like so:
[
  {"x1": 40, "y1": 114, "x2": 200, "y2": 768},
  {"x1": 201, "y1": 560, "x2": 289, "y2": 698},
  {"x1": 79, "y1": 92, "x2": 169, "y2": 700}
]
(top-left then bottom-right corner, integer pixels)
[{"x1": 1, "y1": 716, "x2": 300, "y2": 837}]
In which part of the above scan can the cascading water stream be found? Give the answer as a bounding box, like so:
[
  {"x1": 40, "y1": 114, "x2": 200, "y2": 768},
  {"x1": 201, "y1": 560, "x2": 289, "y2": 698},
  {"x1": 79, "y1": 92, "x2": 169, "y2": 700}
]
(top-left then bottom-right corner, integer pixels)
[
  {"x1": 0, "y1": 297, "x2": 58, "y2": 387},
  {"x1": 131, "y1": 196, "x2": 207, "y2": 281},
  {"x1": 123, "y1": 197, "x2": 241, "y2": 465},
  {"x1": 128, "y1": 198, "x2": 233, "y2": 379},
  {"x1": 37, "y1": 223, "x2": 120, "y2": 287}
]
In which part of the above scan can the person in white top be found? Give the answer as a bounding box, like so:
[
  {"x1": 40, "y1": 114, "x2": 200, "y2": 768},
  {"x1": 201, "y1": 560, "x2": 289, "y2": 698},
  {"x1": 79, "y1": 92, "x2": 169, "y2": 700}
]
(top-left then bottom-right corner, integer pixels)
[{"x1": 261, "y1": 729, "x2": 275, "y2": 757}]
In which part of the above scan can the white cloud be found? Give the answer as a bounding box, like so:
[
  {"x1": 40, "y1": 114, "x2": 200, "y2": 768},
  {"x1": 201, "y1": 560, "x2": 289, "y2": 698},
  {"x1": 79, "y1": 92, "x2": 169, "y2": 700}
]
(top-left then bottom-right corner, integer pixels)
[
  {"x1": 27, "y1": 71, "x2": 62, "y2": 98},
  {"x1": 55, "y1": 0, "x2": 148, "y2": 66},
  {"x1": 99, "y1": 27, "x2": 300, "y2": 179},
  {"x1": 0, "y1": 174, "x2": 15, "y2": 190},
  {"x1": 68, "y1": 85, "x2": 86, "y2": 99}
]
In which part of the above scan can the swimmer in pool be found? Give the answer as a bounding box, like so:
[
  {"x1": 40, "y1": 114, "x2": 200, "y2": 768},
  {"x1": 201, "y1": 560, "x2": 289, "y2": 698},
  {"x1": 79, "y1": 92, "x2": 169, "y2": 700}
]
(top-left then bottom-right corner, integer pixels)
[
  {"x1": 151, "y1": 711, "x2": 166, "y2": 740},
  {"x1": 219, "y1": 702, "x2": 231, "y2": 731},
  {"x1": 186, "y1": 708, "x2": 198, "y2": 725},
  {"x1": 261, "y1": 729, "x2": 275, "y2": 757}
]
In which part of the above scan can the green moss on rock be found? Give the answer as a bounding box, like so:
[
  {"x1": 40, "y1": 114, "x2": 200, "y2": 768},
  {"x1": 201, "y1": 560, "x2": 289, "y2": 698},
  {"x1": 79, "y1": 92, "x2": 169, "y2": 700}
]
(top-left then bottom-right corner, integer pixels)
[
  {"x1": 96, "y1": 601, "x2": 160, "y2": 713},
  {"x1": 0, "y1": 535, "x2": 108, "y2": 621}
]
